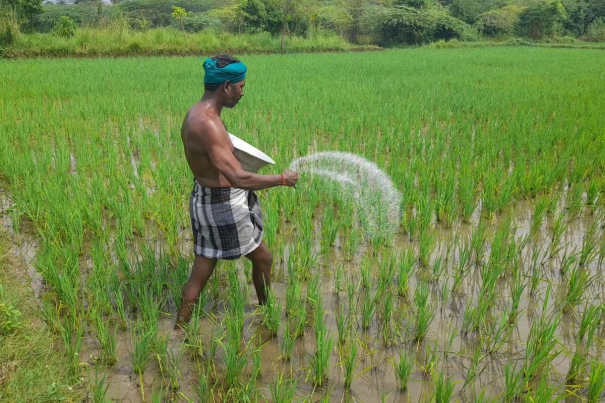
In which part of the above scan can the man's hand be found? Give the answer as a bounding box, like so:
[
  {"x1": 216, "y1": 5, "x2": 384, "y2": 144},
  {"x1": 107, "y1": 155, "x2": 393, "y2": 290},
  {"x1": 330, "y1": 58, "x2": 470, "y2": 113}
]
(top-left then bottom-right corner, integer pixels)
[{"x1": 282, "y1": 171, "x2": 299, "y2": 188}]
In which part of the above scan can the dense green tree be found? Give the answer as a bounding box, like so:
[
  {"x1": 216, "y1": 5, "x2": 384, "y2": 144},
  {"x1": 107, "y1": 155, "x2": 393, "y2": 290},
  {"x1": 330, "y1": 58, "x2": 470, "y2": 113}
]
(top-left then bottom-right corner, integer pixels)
[
  {"x1": 449, "y1": 0, "x2": 503, "y2": 24},
  {"x1": 515, "y1": 0, "x2": 566, "y2": 39},
  {"x1": 1, "y1": 0, "x2": 43, "y2": 31}
]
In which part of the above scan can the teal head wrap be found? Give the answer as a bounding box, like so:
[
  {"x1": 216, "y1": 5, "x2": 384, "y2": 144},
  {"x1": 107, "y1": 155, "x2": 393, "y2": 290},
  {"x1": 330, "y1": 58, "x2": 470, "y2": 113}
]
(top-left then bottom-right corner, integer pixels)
[{"x1": 203, "y1": 58, "x2": 247, "y2": 85}]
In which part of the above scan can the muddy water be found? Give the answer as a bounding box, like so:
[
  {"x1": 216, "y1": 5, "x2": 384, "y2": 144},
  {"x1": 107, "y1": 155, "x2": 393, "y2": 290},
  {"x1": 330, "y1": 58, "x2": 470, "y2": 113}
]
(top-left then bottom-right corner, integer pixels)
[{"x1": 2, "y1": 186, "x2": 604, "y2": 402}]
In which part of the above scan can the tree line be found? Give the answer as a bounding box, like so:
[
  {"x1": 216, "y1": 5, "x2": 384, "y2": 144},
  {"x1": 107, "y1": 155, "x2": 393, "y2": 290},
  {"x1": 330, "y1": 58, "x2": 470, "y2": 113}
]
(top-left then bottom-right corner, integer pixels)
[{"x1": 2, "y1": 0, "x2": 605, "y2": 48}]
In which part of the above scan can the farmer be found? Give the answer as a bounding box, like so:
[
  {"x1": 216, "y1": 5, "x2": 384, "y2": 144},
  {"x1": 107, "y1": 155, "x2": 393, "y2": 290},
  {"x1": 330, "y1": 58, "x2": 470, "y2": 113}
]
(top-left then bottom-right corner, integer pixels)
[{"x1": 175, "y1": 54, "x2": 298, "y2": 330}]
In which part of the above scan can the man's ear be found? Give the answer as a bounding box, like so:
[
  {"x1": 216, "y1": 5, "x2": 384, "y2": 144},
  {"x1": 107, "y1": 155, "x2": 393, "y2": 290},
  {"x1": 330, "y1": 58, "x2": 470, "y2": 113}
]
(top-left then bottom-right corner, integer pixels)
[{"x1": 223, "y1": 81, "x2": 232, "y2": 93}]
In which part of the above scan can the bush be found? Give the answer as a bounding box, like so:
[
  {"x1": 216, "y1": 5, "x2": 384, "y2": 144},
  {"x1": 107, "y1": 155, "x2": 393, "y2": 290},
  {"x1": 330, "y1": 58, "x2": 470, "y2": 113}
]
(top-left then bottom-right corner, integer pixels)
[
  {"x1": 586, "y1": 18, "x2": 605, "y2": 42},
  {"x1": 376, "y1": 6, "x2": 476, "y2": 46},
  {"x1": 34, "y1": 4, "x2": 97, "y2": 32},
  {"x1": 515, "y1": 0, "x2": 566, "y2": 40},
  {"x1": 52, "y1": 15, "x2": 78, "y2": 38},
  {"x1": 180, "y1": 13, "x2": 223, "y2": 33},
  {"x1": 475, "y1": 5, "x2": 522, "y2": 37},
  {"x1": 118, "y1": 0, "x2": 223, "y2": 28}
]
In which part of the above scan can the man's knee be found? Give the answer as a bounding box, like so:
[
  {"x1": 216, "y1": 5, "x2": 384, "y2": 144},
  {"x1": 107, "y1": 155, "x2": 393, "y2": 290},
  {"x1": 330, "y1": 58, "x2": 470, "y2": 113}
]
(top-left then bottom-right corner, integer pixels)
[{"x1": 254, "y1": 249, "x2": 273, "y2": 269}]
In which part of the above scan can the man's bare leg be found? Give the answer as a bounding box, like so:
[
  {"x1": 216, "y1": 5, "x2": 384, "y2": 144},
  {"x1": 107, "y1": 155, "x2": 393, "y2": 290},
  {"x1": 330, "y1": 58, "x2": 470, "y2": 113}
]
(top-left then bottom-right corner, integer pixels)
[
  {"x1": 174, "y1": 255, "x2": 217, "y2": 330},
  {"x1": 246, "y1": 241, "x2": 273, "y2": 305}
]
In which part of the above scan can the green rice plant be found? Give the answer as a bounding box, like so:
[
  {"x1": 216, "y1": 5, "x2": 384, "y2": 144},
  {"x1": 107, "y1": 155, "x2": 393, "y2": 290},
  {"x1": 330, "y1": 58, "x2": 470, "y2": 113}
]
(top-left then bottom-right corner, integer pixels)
[
  {"x1": 508, "y1": 271, "x2": 525, "y2": 325},
  {"x1": 262, "y1": 288, "x2": 281, "y2": 337},
  {"x1": 184, "y1": 303, "x2": 204, "y2": 358},
  {"x1": 132, "y1": 323, "x2": 157, "y2": 375},
  {"x1": 462, "y1": 344, "x2": 483, "y2": 391},
  {"x1": 380, "y1": 292, "x2": 395, "y2": 345},
  {"x1": 361, "y1": 290, "x2": 377, "y2": 331},
  {"x1": 530, "y1": 376, "x2": 562, "y2": 403},
  {"x1": 522, "y1": 313, "x2": 561, "y2": 383},
  {"x1": 164, "y1": 343, "x2": 184, "y2": 391},
  {"x1": 285, "y1": 275, "x2": 302, "y2": 316},
  {"x1": 281, "y1": 321, "x2": 296, "y2": 361},
  {"x1": 564, "y1": 265, "x2": 591, "y2": 312},
  {"x1": 530, "y1": 195, "x2": 550, "y2": 237},
  {"x1": 482, "y1": 311, "x2": 514, "y2": 355},
  {"x1": 471, "y1": 219, "x2": 487, "y2": 264},
  {"x1": 93, "y1": 311, "x2": 117, "y2": 366},
  {"x1": 335, "y1": 302, "x2": 348, "y2": 345},
  {"x1": 566, "y1": 348, "x2": 586, "y2": 385},
  {"x1": 433, "y1": 370, "x2": 456, "y2": 403},
  {"x1": 218, "y1": 336, "x2": 247, "y2": 389},
  {"x1": 334, "y1": 264, "x2": 345, "y2": 295},
  {"x1": 559, "y1": 250, "x2": 579, "y2": 277},
  {"x1": 360, "y1": 255, "x2": 372, "y2": 290},
  {"x1": 578, "y1": 304, "x2": 602, "y2": 346},
  {"x1": 419, "y1": 340, "x2": 440, "y2": 376},
  {"x1": 418, "y1": 229, "x2": 436, "y2": 268},
  {"x1": 340, "y1": 340, "x2": 358, "y2": 389},
  {"x1": 393, "y1": 348, "x2": 413, "y2": 391},
  {"x1": 579, "y1": 226, "x2": 598, "y2": 267},
  {"x1": 503, "y1": 362, "x2": 524, "y2": 403},
  {"x1": 587, "y1": 361, "x2": 605, "y2": 402},
  {"x1": 549, "y1": 211, "x2": 568, "y2": 257},
  {"x1": 59, "y1": 315, "x2": 83, "y2": 378},
  {"x1": 397, "y1": 249, "x2": 414, "y2": 299},
  {"x1": 196, "y1": 373, "x2": 209, "y2": 403},
  {"x1": 414, "y1": 282, "x2": 435, "y2": 341},
  {"x1": 311, "y1": 312, "x2": 333, "y2": 387},
  {"x1": 91, "y1": 368, "x2": 110, "y2": 403},
  {"x1": 459, "y1": 168, "x2": 477, "y2": 223},
  {"x1": 269, "y1": 373, "x2": 298, "y2": 403},
  {"x1": 249, "y1": 344, "x2": 262, "y2": 385},
  {"x1": 307, "y1": 272, "x2": 320, "y2": 312}
]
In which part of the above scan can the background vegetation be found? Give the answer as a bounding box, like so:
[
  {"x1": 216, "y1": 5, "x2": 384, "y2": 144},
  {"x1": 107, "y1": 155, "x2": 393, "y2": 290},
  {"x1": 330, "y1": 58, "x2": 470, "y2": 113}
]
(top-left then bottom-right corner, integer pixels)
[{"x1": 1, "y1": 0, "x2": 605, "y2": 57}]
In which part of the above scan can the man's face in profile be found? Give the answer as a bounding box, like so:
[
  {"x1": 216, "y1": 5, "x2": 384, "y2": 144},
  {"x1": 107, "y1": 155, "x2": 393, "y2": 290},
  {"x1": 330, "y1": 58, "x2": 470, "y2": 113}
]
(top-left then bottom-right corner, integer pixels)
[{"x1": 225, "y1": 81, "x2": 245, "y2": 109}]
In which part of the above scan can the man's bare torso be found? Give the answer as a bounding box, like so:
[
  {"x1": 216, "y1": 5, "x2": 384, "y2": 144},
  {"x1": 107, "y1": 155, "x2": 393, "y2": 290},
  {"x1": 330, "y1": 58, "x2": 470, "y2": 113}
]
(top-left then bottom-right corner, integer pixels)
[{"x1": 181, "y1": 102, "x2": 234, "y2": 188}]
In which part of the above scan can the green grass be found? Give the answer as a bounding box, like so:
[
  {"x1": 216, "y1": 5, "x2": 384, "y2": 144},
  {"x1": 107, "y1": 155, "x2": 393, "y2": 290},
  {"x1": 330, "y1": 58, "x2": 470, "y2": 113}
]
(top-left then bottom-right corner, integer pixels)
[
  {"x1": 0, "y1": 234, "x2": 84, "y2": 402},
  {"x1": 3, "y1": 28, "x2": 377, "y2": 58}
]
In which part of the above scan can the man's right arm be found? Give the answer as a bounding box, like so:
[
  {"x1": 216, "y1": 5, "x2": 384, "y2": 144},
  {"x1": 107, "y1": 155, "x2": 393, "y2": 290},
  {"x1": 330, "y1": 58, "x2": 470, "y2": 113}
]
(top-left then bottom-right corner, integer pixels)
[{"x1": 192, "y1": 118, "x2": 297, "y2": 191}]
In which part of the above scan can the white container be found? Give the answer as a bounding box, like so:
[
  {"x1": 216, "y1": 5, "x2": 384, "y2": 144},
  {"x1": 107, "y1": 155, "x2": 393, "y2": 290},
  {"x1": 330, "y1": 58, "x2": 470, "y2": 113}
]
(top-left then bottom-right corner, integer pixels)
[{"x1": 228, "y1": 133, "x2": 276, "y2": 173}]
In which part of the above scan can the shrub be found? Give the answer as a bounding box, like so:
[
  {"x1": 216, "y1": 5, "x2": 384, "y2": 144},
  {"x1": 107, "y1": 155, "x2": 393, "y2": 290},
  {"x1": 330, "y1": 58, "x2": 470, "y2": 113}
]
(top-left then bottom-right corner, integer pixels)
[
  {"x1": 515, "y1": 0, "x2": 566, "y2": 40},
  {"x1": 586, "y1": 18, "x2": 605, "y2": 42},
  {"x1": 475, "y1": 5, "x2": 522, "y2": 37},
  {"x1": 52, "y1": 15, "x2": 78, "y2": 38},
  {"x1": 376, "y1": 6, "x2": 476, "y2": 46}
]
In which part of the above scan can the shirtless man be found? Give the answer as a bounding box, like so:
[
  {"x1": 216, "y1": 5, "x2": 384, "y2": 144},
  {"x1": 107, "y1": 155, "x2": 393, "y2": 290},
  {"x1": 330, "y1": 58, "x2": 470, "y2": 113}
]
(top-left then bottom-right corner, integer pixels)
[{"x1": 175, "y1": 55, "x2": 298, "y2": 330}]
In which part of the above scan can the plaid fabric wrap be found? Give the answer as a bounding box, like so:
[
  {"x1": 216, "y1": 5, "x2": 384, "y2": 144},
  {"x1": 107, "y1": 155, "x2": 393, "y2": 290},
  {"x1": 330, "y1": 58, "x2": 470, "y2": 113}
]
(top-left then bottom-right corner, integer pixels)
[{"x1": 190, "y1": 181, "x2": 263, "y2": 260}]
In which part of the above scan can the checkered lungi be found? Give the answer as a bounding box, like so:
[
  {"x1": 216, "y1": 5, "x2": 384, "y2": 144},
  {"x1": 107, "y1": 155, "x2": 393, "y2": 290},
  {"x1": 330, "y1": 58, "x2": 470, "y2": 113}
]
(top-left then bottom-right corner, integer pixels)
[{"x1": 189, "y1": 180, "x2": 263, "y2": 260}]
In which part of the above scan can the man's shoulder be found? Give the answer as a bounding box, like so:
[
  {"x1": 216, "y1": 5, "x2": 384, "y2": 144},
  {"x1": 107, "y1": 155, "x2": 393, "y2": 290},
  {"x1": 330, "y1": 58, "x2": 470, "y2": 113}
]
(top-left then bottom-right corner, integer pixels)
[{"x1": 186, "y1": 110, "x2": 223, "y2": 137}]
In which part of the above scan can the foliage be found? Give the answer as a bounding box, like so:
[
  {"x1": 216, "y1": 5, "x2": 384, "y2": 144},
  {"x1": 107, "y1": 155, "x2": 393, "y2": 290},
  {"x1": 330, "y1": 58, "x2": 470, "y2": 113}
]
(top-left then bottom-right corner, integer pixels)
[
  {"x1": 475, "y1": 5, "x2": 522, "y2": 37},
  {"x1": 585, "y1": 17, "x2": 605, "y2": 41},
  {"x1": 51, "y1": 15, "x2": 77, "y2": 37},
  {"x1": 449, "y1": 0, "x2": 504, "y2": 24},
  {"x1": 1, "y1": 0, "x2": 43, "y2": 32},
  {"x1": 118, "y1": 0, "x2": 222, "y2": 28},
  {"x1": 237, "y1": 0, "x2": 310, "y2": 37},
  {"x1": 376, "y1": 5, "x2": 476, "y2": 46},
  {"x1": 171, "y1": 5, "x2": 190, "y2": 29},
  {"x1": 515, "y1": 0, "x2": 567, "y2": 40}
]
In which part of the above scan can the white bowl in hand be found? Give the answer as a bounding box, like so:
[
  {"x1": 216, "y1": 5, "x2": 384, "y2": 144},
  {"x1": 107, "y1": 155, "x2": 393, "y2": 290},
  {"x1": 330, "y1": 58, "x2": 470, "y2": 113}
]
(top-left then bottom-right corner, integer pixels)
[{"x1": 229, "y1": 133, "x2": 276, "y2": 173}]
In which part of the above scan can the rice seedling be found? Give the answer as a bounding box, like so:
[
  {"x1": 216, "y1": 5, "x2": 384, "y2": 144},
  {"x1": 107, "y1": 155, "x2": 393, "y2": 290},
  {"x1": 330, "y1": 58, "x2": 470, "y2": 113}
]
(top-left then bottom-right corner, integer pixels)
[
  {"x1": 340, "y1": 340, "x2": 358, "y2": 389},
  {"x1": 564, "y1": 265, "x2": 591, "y2": 312},
  {"x1": 433, "y1": 370, "x2": 456, "y2": 403},
  {"x1": 218, "y1": 336, "x2": 247, "y2": 390},
  {"x1": 269, "y1": 373, "x2": 298, "y2": 403},
  {"x1": 196, "y1": 373, "x2": 210, "y2": 403},
  {"x1": 587, "y1": 361, "x2": 605, "y2": 402},
  {"x1": 91, "y1": 368, "x2": 110, "y2": 403},
  {"x1": 418, "y1": 340, "x2": 440, "y2": 377},
  {"x1": 414, "y1": 282, "x2": 435, "y2": 342},
  {"x1": 530, "y1": 195, "x2": 550, "y2": 237},
  {"x1": 132, "y1": 322, "x2": 157, "y2": 375},
  {"x1": 335, "y1": 301, "x2": 348, "y2": 345},
  {"x1": 393, "y1": 348, "x2": 413, "y2": 391},
  {"x1": 311, "y1": 312, "x2": 333, "y2": 387},
  {"x1": 397, "y1": 249, "x2": 414, "y2": 299},
  {"x1": 361, "y1": 290, "x2": 377, "y2": 331},
  {"x1": 262, "y1": 289, "x2": 281, "y2": 337},
  {"x1": 280, "y1": 321, "x2": 296, "y2": 361},
  {"x1": 578, "y1": 304, "x2": 601, "y2": 345}
]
